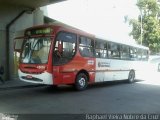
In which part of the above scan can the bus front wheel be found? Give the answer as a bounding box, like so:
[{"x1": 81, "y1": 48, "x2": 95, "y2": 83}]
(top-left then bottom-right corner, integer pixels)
[
  {"x1": 75, "y1": 73, "x2": 88, "y2": 91},
  {"x1": 128, "y1": 70, "x2": 135, "y2": 83}
]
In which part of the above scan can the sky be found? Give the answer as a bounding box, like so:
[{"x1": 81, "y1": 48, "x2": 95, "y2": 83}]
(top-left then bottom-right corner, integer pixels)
[{"x1": 47, "y1": 0, "x2": 139, "y2": 43}]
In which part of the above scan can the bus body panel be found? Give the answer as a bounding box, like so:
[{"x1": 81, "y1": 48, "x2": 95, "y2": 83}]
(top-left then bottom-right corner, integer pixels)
[
  {"x1": 18, "y1": 69, "x2": 53, "y2": 85},
  {"x1": 109, "y1": 59, "x2": 131, "y2": 80},
  {"x1": 95, "y1": 58, "x2": 130, "y2": 82},
  {"x1": 95, "y1": 58, "x2": 111, "y2": 82},
  {"x1": 53, "y1": 52, "x2": 96, "y2": 85}
]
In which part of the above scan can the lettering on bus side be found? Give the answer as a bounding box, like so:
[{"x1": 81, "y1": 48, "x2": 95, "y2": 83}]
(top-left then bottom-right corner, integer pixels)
[
  {"x1": 88, "y1": 60, "x2": 94, "y2": 65},
  {"x1": 98, "y1": 62, "x2": 110, "y2": 67}
]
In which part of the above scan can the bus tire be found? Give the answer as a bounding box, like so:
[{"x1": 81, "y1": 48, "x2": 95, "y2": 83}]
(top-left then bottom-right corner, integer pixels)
[
  {"x1": 75, "y1": 73, "x2": 88, "y2": 91},
  {"x1": 128, "y1": 70, "x2": 135, "y2": 83}
]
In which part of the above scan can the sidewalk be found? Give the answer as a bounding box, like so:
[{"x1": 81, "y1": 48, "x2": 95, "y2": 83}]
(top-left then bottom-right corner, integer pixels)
[{"x1": 0, "y1": 79, "x2": 40, "y2": 89}]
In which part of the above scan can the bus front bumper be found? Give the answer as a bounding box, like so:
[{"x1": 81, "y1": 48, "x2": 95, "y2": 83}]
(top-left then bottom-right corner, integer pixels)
[{"x1": 18, "y1": 69, "x2": 53, "y2": 85}]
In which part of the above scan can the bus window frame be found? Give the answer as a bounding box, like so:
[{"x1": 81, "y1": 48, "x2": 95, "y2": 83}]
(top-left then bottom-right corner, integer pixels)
[
  {"x1": 107, "y1": 42, "x2": 121, "y2": 59},
  {"x1": 120, "y1": 45, "x2": 130, "y2": 60},
  {"x1": 79, "y1": 36, "x2": 94, "y2": 58},
  {"x1": 52, "y1": 31, "x2": 77, "y2": 66},
  {"x1": 95, "y1": 39, "x2": 107, "y2": 59}
]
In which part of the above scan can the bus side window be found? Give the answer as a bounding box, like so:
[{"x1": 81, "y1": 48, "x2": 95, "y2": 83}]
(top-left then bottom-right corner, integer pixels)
[
  {"x1": 95, "y1": 39, "x2": 107, "y2": 58},
  {"x1": 79, "y1": 36, "x2": 94, "y2": 57},
  {"x1": 108, "y1": 42, "x2": 120, "y2": 59},
  {"x1": 121, "y1": 45, "x2": 130, "y2": 60},
  {"x1": 137, "y1": 49, "x2": 142, "y2": 60},
  {"x1": 130, "y1": 47, "x2": 137, "y2": 61}
]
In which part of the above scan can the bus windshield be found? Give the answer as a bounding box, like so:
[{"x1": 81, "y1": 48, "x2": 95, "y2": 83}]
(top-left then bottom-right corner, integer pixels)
[{"x1": 20, "y1": 37, "x2": 51, "y2": 64}]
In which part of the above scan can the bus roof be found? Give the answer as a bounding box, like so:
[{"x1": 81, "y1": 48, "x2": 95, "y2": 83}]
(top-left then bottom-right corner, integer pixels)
[{"x1": 50, "y1": 22, "x2": 94, "y2": 37}]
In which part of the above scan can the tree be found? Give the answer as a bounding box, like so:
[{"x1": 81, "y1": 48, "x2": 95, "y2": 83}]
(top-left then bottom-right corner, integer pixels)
[{"x1": 129, "y1": 0, "x2": 160, "y2": 53}]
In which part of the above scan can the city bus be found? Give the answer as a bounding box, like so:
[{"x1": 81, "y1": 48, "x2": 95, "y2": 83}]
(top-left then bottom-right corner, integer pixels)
[{"x1": 17, "y1": 24, "x2": 149, "y2": 90}]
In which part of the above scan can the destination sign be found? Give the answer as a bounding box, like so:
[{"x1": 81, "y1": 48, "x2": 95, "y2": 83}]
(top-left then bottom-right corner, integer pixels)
[{"x1": 25, "y1": 27, "x2": 53, "y2": 36}]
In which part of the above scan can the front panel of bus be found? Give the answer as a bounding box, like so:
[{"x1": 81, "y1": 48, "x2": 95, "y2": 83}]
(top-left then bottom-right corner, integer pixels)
[{"x1": 18, "y1": 26, "x2": 54, "y2": 85}]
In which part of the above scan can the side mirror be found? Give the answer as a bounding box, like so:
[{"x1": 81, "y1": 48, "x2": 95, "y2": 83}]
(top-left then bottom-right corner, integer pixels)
[
  {"x1": 14, "y1": 30, "x2": 25, "y2": 52},
  {"x1": 14, "y1": 37, "x2": 24, "y2": 52}
]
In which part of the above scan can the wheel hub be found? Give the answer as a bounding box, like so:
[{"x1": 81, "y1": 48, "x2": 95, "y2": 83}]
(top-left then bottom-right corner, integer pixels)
[{"x1": 79, "y1": 78, "x2": 85, "y2": 87}]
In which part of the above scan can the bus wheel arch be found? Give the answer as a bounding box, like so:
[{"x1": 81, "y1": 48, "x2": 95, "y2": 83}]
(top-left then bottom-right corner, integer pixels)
[
  {"x1": 74, "y1": 70, "x2": 89, "y2": 91},
  {"x1": 128, "y1": 69, "x2": 135, "y2": 83}
]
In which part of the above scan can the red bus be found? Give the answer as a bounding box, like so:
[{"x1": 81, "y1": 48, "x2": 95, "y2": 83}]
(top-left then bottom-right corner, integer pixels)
[{"x1": 18, "y1": 24, "x2": 149, "y2": 90}]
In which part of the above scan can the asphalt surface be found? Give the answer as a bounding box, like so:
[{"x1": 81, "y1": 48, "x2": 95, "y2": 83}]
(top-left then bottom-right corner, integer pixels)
[
  {"x1": 0, "y1": 79, "x2": 160, "y2": 114},
  {"x1": 0, "y1": 72, "x2": 160, "y2": 120}
]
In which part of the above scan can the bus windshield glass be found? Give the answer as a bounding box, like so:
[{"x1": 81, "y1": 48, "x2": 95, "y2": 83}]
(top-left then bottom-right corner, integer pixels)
[{"x1": 20, "y1": 37, "x2": 51, "y2": 64}]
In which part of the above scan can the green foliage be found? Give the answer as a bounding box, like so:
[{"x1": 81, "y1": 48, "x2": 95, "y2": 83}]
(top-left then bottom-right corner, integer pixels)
[
  {"x1": 137, "y1": 0, "x2": 159, "y2": 17},
  {"x1": 129, "y1": 0, "x2": 160, "y2": 53},
  {"x1": 129, "y1": 19, "x2": 141, "y2": 43}
]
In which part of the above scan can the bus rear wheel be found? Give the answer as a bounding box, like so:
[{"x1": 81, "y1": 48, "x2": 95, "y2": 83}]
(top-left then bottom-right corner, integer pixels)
[
  {"x1": 128, "y1": 70, "x2": 135, "y2": 83},
  {"x1": 75, "y1": 73, "x2": 88, "y2": 91}
]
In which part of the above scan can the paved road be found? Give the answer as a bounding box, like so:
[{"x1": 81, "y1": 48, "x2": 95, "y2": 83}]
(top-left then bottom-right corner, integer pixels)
[{"x1": 0, "y1": 76, "x2": 160, "y2": 114}]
